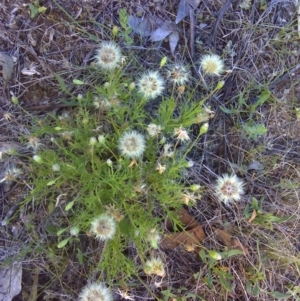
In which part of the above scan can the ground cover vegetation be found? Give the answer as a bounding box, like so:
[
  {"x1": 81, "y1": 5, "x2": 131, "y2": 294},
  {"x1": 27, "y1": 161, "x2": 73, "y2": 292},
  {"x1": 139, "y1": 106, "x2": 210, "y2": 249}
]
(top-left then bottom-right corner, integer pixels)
[{"x1": 0, "y1": 0, "x2": 300, "y2": 300}]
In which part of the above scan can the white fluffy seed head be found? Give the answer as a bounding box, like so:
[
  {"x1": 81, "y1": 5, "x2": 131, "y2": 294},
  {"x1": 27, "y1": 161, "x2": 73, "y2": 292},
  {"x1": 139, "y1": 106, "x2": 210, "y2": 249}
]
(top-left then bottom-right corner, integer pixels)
[
  {"x1": 78, "y1": 282, "x2": 112, "y2": 301},
  {"x1": 137, "y1": 71, "x2": 165, "y2": 99},
  {"x1": 144, "y1": 257, "x2": 165, "y2": 277},
  {"x1": 94, "y1": 41, "x2": 122, "y2": 70},
  {"x1": 215, "y1": 174, "x2": 244, "y2": 205},
  {"x1": 166, "y1": 64, "x2": 190, "y2": 85},
  {"x1": 200, "y1": 54, "x2": 224, "y2": 76},
  {"x1": 173, "y1": 126, "x2": 190, "y2": 142},
  {"x1": 90, "y1": 214, "x2": 116, "y2": 241},
  {"x1": 147, "y1": 124, "x2": 162, "y2": 137},
  {"x1": 118, "y1": 130, "x2": 146, "y2": 159}
]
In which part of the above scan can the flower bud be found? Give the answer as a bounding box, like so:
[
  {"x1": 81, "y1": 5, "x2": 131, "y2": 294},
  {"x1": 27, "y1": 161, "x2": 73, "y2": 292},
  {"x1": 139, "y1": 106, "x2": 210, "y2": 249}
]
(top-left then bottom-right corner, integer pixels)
[
  {"x1": 70, "y1": 226, "x2": 80, "y2": 236},
  {"x1": 129, "y1": 82, "x2": 135, "y2": 91},
  {"x1": 216, "y1": 80, "x2": 225, "y2": 90},
  {"x1": 33, "y1": 155, "x2": 43, "y2": 164},
  {"x1": 190, "y1": 184, "x2": 201, "y2": 191},
  {"x1": 112, "y1": 26, "x2": 119, "y2": 37},
  {"x1": 98, "y1": 135, "x2": 105, "y2": 144},
  {"x1": 52, "y1": 163, "x2": 60, "y2": 172},
  {"x1": 200, "y1": 122, "x2": 209, "y2": 135},
  {"x1": 89, "y1": 137, "x2": 97, "y2": 146}
]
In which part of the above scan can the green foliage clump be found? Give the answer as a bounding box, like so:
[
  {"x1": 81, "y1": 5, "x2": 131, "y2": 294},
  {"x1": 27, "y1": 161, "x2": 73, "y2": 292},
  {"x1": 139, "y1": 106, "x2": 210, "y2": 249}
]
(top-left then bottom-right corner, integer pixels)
[{"x1": 24, "y1": 43, "x2": 216, "y2": 282}]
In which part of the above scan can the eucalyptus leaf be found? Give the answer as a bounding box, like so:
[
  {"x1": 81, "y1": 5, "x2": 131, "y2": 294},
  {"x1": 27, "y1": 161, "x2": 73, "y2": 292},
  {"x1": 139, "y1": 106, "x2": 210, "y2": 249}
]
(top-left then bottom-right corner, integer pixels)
[
  {"x1": 0, "y1": 52, "x2": 14, "y2": 88},
  {"x1": 169, "y1": 31, "x2": 180, "y2": 55},
  {"x1": 0, "y1": 263, "x2": 22, "y2": 301},
  {"x1": 128, "y1": 16, "x2": 153, "y2": 37},
  {"x1": 150, "y1": 21, "x2": 176, "y2": 42},
  {"x1": 176, "y1": 0, "x2": 201, "y2": 24}
]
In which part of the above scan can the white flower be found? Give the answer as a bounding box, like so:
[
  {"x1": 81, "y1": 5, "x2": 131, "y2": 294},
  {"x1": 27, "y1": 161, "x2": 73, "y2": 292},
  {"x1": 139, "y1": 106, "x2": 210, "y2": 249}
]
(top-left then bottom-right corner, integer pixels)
[
  {"x1": 61, "y1": 131, "x2": 73, "y2": 141},
  {"x1": 78, "y1": 282, "x2": 112, "y2": 301},
  {"x1": 215, "y1": 174, "x2": 244, "y2": 205},
  {"x1": 144, "y1": 257, "x2": 165, "y2": 277},
  {"x1": 182, "y1": 191, "x2": 197, "y2": 205},
  {"x1": 0, "y1": 164, "x2": 22, "y2": 183},
  {"x1": 162, "y1": 143, "x2": 174, "y2": 158},
  {"x1": 118, "y1": 130, "x2": 146, "y2": 159},
  {"x1": 94, "y1": 41, "x2": 122, "y2": 70},
  {"x1": 137, "y1": 71, "x2": 165, "y2": 99},
  {"x1": 147, "y1": 124, "x2": 162, "y2": 137},
  {"x1": 174, "y1": 126, "x2": 190, "y2": 142},
  {"x1": 70, "y1": 226, "x2": 80, "y2": 236},
  {"x1": 200, "y1": 54, "x2": 224, "y2": 76},
  {"x1": 117, "y1": 289, "x2": 135, "y2": 301},
  {"x1": 155, "y1": 163, "x2": 166, "y2": 174},
  {"x1": 26, "y1": 136, "x2": 43, "y2": 153},
  {"x1": 166, "y1": 64, "x2": 190, "y2": 85},
  {"x1": 52, "y1": 163, "x2": 60, "y2": 172},
  {"x1": 90, "y1": 214, "x2": 116, "y2": 241},
  {"x1": 186, "y1": 160, "x2": 194, "y2": 167}
]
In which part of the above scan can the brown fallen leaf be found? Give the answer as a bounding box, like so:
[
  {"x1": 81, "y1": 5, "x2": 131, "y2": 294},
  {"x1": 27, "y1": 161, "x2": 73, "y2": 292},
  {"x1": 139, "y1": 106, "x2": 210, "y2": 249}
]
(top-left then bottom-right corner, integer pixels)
[
  {"x1": 213, "y1": 228, "x2": 249, "y2": 255},
  {"x1": 248, "y1": 209, "x2": 257, "y2": 223},
  {"x1": 161, "y1": 225, "x2": 206, "y2": 249},
  {"x1": 162, "y1": 208, "x2": 206, "y2": 250}
]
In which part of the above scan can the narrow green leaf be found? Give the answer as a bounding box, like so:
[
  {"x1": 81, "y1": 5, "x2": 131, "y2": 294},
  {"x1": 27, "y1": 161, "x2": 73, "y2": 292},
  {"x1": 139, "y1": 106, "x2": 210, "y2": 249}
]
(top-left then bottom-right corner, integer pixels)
[
  {"x1": 219, "y1": 276, "x2": 232, "y2": 292},
  {"x1": 45, "y1": 224, "x2": 58, "y2": 235},
  {"x1": 199, "y1": 249, "x2": 207, "y2": 263},
  {"x1": 220, "y1": 249, "x2": 244, "y2": 259},
  {"x1": 160, "y1": 56, "x2": 167, "y2": 68},
  {"x1": 246, "y1": 281, "x2": 252, "y2": 294},
  {"x1": 73, "y1": 79, "x2": 84, "y2": 85},
  {"x1": 253, "y1": 284, "x2": 259, "y2": 297},
  {"x1": 47, "y1": 179, "x2": 57, "y2": 186},
  {"x1": 57, "y1": 228, "x2": 67, "y2": 236},
  {"x1": 38, "y1": 6, "x2": 47, "y2": 13},
  {"x1": 11, "y1": 96, "x2": 19, "y2": 105},
  {"x1": 219, "y1": 105, "x2": 237, "y2": 114},
  {"x1": 65, "y1": 200, "x2": 75, "y2": 211},
  {"x1": 29, "y1": 4, "x2": 38, "y2": 18},
  {"x1": 269, "y1": 291, "x2": 292, "y2": 300},
  {"x1": 251, "y1": 89, "x2": 270, "y2": 111},
  {"x1": 76, "y1": 248, "x2": 84, "y2": 265},
  {"x1": 53, "y1": 72, "x2": 68, "y2": 93},
  {"x1": 57, "y1": 238, "x2": 70, "y2": 248},
  {"x1": 119, "y1": 218, "x2": 130, "y2": 235}
]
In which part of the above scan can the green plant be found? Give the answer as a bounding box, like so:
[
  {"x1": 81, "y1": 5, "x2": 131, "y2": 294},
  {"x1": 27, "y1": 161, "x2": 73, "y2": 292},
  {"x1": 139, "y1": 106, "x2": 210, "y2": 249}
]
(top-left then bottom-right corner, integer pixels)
[
  {"x1": 198, "y1": 248, "x2": 243, "y2": 293},
  {"x1": 244, "y1": 197, "x2": 295, "y2": 230},
  {"x1": 18, "y1": 38, "x2": 225, "y2": 285},
  {"x1": 219, "y1": 87, "x2": 271, "y2": 141},
  {"x1": 118, "y1": 9, "x2": 133, "y2": 45},
  {"x1": 28, "y1": 0, "x2": 47, "y2": 19}
]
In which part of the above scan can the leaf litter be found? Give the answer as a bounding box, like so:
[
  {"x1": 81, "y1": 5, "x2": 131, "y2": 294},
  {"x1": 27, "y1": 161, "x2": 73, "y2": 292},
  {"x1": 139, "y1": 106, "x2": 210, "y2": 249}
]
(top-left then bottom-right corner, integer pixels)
[{"x1": 162, "y1": 208, "x2": 248, "y2": 257}]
